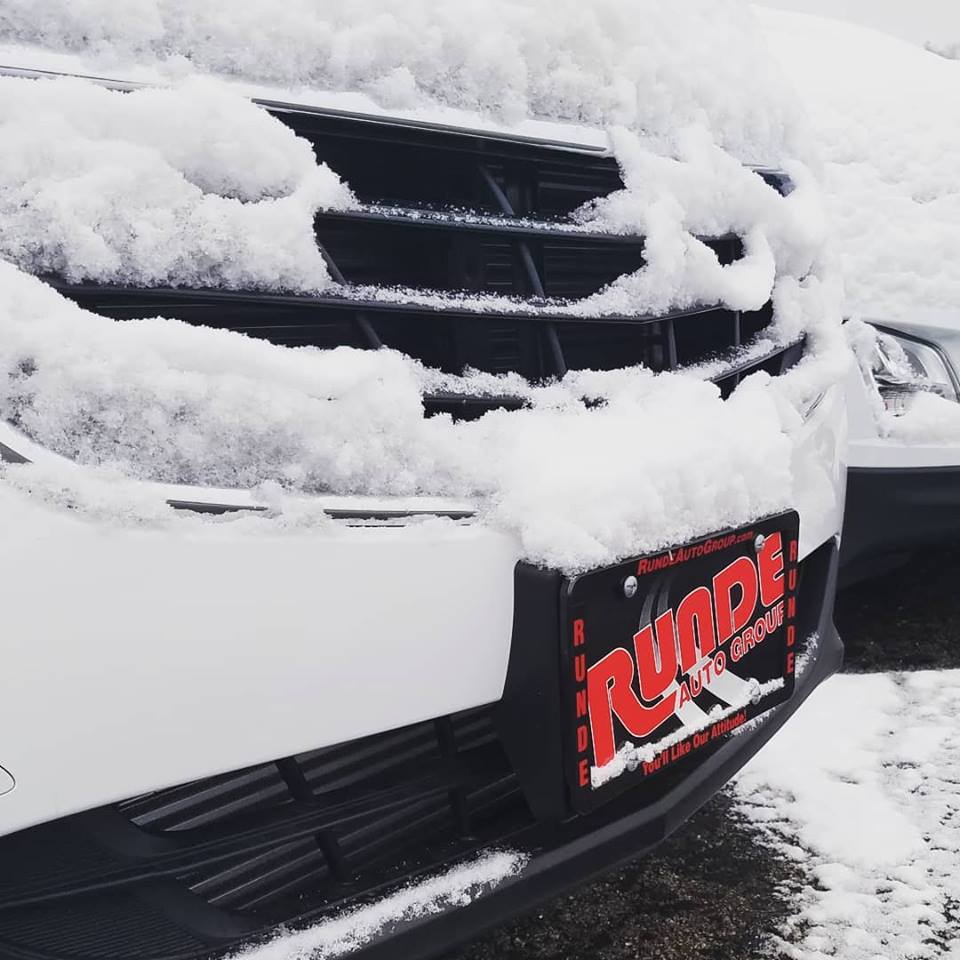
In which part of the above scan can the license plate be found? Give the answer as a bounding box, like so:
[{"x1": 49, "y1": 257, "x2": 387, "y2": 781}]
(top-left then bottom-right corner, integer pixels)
[{"x1": 561, "y1": 512, "x2": 800, "y2": 813}]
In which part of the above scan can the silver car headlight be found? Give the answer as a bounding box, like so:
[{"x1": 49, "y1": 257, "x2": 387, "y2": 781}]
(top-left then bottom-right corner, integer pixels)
[{"x1": 868, "y1": 326, "x2": 959, "y2": 414}]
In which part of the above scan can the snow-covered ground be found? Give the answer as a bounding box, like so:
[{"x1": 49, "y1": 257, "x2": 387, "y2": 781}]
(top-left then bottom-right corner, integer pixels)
[{"x1": 736, "y1": 671, "x2": 960, "y2": 959}]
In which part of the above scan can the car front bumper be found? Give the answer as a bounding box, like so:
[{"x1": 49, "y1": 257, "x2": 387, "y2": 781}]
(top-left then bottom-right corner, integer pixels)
[
  {"x1": 0, "y1": 380, "x2": 846, "y2": 841},
  {"x1": 281, "y1": 538, "x2": 844, "y2": 960},
  {"x1": 0, "y1": 368, "x2": 846, "y2": 960},
  {"x1": 0, "y1": 539, "x2": 842, "y2": 960}
]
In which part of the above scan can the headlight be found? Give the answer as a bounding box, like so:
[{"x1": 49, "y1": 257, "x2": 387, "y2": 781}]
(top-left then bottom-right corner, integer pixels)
[{"x1": 868, "y1": 326, "x2": 959, "y2": 414}]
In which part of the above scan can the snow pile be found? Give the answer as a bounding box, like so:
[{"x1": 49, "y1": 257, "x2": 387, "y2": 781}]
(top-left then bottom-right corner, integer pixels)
[
  {"x1": 0, "y1": 74, "x2": 351, "y2": 290},
  {"x1": 0, "y1": 258, "x2": 843, "y2": 571},
  {"x1": 0, "y1": 0, "x2": 797, "y2": 160},
  {"x1": 736, "y1": 671, "x2": 960, "y2": 959},
  {"x1": 230, "y1": 850, "x2": 526, "y2": 960},
  {"x1": 0, "y1": 3, "x2": 850, "y2": 569},
  {"x1": 759, "y1": 9, "x2": 960, "y2": 319},
  {"x1": 573, "y1": 126, "x2": 827, "y2": 319}
]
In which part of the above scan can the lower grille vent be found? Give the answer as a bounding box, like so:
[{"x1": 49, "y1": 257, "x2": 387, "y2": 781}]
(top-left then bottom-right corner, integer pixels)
[{"x1": 0, "y1": 706, "x2": 529, "y2": 960}]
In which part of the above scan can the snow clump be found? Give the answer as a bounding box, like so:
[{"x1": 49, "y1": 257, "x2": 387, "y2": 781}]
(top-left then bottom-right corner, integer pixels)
[
  {"x1": 230, "y1": 850, "x2": 526, "y2": 960},
  {"x1": 759, "y1": 9, "x2": 960, "y2": 320},
  {"x1": 0, "y1": 74, "x2": 351, "y2": 290}
]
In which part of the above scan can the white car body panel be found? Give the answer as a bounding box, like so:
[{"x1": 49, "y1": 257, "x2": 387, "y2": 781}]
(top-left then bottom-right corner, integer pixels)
[{"x1": 789, "y1": 383, "x2": 847, "y2": 559}]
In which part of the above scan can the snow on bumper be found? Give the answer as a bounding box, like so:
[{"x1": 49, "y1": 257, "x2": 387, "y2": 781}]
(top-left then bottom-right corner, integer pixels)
[{"x1": 0, "y1": 382, "x2": 844, "y2": 838}]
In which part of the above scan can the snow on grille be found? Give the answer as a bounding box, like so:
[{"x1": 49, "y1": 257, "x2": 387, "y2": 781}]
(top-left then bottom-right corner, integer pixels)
[{"x1": 0, "y1": 1, "x2": 849, "y2": 570}]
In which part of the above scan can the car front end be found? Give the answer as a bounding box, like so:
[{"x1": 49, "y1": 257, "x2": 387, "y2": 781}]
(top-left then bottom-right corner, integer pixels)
[
  {"x1": 843, "y1": 312, "x2": 960, "y2": 583},
  {"x1": 0, "y1": 56, "x2": 846, "y2": 960}
]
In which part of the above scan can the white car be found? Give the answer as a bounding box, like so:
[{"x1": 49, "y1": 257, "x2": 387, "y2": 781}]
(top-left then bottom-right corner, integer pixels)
[
  {"x1": 843, "y1": 313, "x2": 960, "y2": 582},
  {"x1": 0, "y1": 34, "x2": 845, "y2": 960}
]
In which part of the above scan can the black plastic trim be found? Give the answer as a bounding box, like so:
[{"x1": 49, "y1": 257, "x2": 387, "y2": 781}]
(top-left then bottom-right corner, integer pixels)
[
  {"x1": 841, "y1": 465, "x2": 960, "y2": 583},
  {"x1": 0, "y1": 442, "x2": 28, "y2": 464},
  {"x1": 48, "y1": 280, "x2": 727, "y2": 326}
]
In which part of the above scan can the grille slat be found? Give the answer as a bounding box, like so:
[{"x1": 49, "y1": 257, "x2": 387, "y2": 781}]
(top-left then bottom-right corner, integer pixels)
[{"x1": 54, "y1": 282, "x2": 796, "y2": 415}]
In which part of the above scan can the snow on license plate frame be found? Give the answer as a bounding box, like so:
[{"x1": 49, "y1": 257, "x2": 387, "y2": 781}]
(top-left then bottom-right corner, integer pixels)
[{"x1": 560, "y1": 512, "x2": 800, "y2": 814}]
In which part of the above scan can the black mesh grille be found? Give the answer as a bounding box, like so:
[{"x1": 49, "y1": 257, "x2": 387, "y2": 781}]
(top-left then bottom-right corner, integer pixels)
[
  {"x1": 111, "y1": 709, "x2": 528, "y2": 924},
  {"x1": 0, "y1": 706, "x2": 528, "y2": 957}
]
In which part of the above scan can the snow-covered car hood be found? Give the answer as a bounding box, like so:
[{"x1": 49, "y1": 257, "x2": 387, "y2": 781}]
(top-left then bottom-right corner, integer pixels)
[
  {"x1": 0, "y1": 0, "x2": 799, "y2": 161},
  {"x1": 0, "y1": 0, "x2": 849, "y2": 572}
]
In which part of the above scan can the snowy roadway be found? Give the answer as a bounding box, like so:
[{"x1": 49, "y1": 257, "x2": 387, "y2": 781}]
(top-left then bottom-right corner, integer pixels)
[{"x1": 451, "y1": 547, "x2": 960, "y2": 960}]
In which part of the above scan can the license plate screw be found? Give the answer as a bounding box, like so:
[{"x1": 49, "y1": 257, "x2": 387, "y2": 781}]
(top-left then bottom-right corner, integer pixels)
[
  {"x1": 622, "y1": 575, "x2": 639, "y2": 599},
  {"x1": 754, "y1": 534, "x2": 766, "y2": 553}
]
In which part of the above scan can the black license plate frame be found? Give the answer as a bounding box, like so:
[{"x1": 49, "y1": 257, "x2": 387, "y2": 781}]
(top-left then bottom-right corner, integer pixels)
[{"x1": 560, "y1": 512, "x2": 800, "y2": 814}]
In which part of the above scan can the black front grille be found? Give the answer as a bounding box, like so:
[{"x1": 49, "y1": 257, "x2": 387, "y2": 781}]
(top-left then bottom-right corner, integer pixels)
[
  {"x1": 49, "y1": 100, "x2": 798, "y2": 410},
  {"x1": 115, "y1": 708, "x2": 525, "y2": 921}
]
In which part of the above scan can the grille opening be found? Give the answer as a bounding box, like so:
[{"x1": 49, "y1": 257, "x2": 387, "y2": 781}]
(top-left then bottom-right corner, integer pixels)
[
  {"x1": 556, "y1": 320, "x2": 672, "y2": 372},
  {"x1": 535, "y1": 160, "x2": 626, "y2": 218},
  {"x1": 112, "y1": 706, "x2": 529, "y2": 923},
  {"x1": 315, "y1": 214, "x2": 647, "y2": 299},
  {"x1": 47, "y1": 108, "x2": 795, "y2": 419},
  {"x1": 289, "y1": 125, "x2": 500, "y2": 213},
  {"x1": 278, "y1": 108, "x2": 625, "y2": 217},
  {"x1": 674, "y1": 308, "x2": 742, "y2": 366},
  {"x1": 539, "y1": 238, "x2": 644, "y2": 299},
  {"x1": 741, "y1": 305, "x2": 773, "y2": 342}
]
